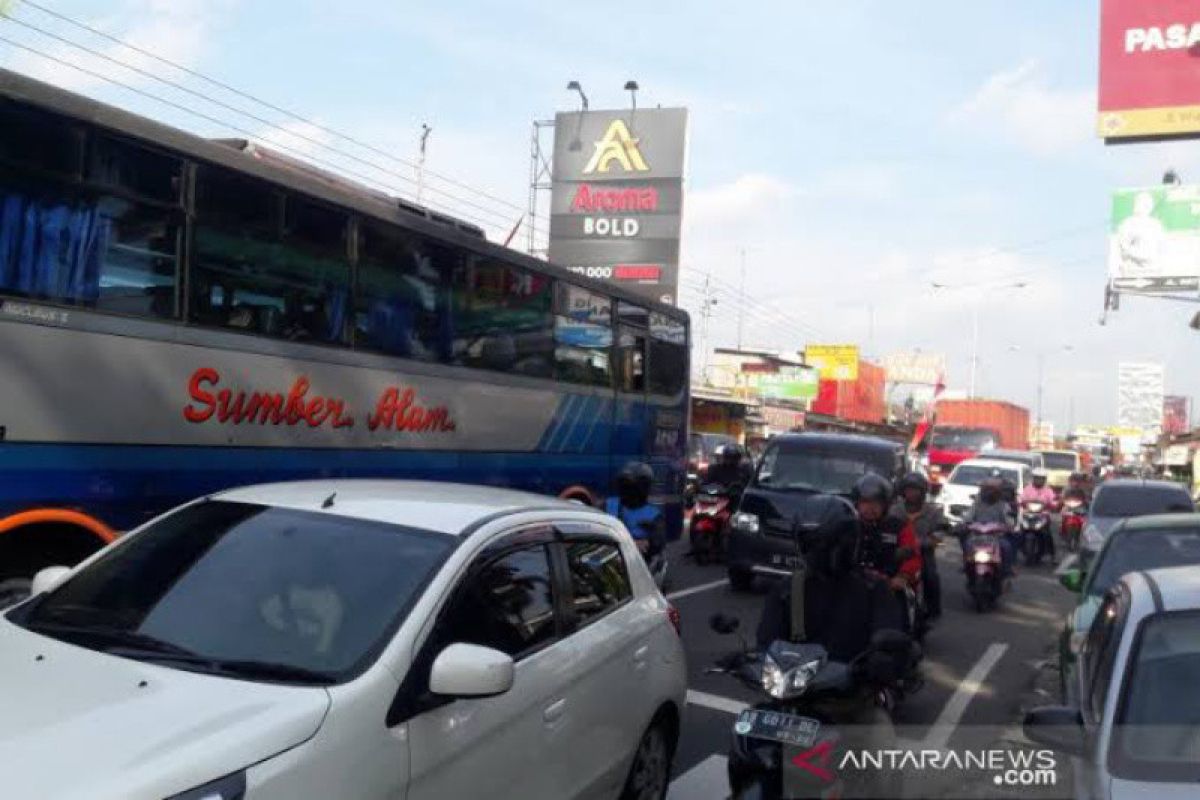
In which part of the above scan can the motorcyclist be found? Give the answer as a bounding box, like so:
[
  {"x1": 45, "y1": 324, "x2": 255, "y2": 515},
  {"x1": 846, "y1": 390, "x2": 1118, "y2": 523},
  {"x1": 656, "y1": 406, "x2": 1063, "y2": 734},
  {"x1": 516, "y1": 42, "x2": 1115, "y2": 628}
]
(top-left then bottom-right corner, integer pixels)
[
  {"x1": 705, "y1": 444, "x2": 754, "y2": 495},
  {"x1": 1020, "y1": 468, "x2": 1059, "y2": 563},
  {"x1": 895, "y1": 471, "x2": 945, "y2": 620},
  {"x1": 605, "y1": 462, "x2": 665, "y2": 561},
  {"x1": 961, "y1": 476, "x2": 1016, "y2": 575},
  {"x1": 851, "y1": 474, "x2": 922, "y2": 634},
  {"x1": 1064, "y1": 471, "x2": 1091, "y2": 504}
]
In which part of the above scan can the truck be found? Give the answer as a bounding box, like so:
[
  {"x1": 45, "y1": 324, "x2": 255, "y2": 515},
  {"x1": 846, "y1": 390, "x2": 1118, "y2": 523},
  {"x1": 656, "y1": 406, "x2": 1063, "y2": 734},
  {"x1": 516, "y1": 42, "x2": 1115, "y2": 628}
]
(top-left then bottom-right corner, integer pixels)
[{"x1": 924, "y1": 399, "x2": 1030, "y2": 487}]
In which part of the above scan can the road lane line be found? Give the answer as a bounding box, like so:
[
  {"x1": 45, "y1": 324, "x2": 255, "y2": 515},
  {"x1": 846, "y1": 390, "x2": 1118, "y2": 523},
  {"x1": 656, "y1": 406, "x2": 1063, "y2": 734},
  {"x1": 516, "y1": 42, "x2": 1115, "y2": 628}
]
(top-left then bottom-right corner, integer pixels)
[
  {"x1": 667, "y1": 754, "x2": 728, "y2": 800},
  {"x1": 667, "y1": 578, "x2": 728, "y2": 600},
  {"x1": 686, "y1": 689, "x2": 748, "y2": 715},
  {"x1": 922, "y1": 642, "x2": 1008, "y2": 750}
]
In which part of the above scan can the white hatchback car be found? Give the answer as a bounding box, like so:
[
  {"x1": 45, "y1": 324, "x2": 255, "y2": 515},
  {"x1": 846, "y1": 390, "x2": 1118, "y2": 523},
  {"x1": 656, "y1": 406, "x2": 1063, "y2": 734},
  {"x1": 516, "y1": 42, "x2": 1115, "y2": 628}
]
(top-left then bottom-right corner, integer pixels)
[
  {"x1": 938, "y1": 457, "x2": 1031, "y2": 524},
  {"x1": 0, "y1": 481, "x2": 687, "y2": 800}
]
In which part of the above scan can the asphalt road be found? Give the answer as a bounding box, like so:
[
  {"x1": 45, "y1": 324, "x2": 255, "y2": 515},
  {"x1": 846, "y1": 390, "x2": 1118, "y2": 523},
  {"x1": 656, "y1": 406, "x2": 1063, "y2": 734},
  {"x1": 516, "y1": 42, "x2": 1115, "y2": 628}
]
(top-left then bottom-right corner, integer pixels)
[{"x1": 663, "y1": 534, "x2": 1075, "y2": 800}]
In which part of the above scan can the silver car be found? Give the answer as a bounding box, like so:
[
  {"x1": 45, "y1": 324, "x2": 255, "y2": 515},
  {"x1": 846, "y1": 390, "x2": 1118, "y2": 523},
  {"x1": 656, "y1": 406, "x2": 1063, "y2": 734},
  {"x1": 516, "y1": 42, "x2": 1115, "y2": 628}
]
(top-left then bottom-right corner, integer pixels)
[
  {"x1": 1079, "y1": 480, "x2": 1195, "y2": 568},
  {"x1": 1026, "y1": 565, "x2": 1200, "y2": 799}
]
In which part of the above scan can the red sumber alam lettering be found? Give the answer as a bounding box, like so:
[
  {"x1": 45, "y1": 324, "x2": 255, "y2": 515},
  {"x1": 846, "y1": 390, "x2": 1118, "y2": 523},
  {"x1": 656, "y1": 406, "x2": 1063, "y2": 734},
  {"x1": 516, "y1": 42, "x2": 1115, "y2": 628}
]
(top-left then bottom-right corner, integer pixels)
[
  {"x1": 183, "y1": 368, "x2": 355, "y2": 429},
  {"x1": 367, "y1": 387, "x2": 457, "y2": 433}
]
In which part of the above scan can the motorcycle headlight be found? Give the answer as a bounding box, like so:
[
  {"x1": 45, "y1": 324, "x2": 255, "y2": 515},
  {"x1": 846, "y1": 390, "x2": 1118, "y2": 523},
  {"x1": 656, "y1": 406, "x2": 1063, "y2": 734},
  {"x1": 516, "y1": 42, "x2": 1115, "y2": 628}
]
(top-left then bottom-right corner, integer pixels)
[
  {"x1": 731, "y1": 512, "x2": 760, "y2": 534},
  {"x1": 760, "y1": 653, "x2": 823, "y2": 700},
  {"x1": 167, "y1": 771, "x2": 246, "y2": 800},
  {"x1": 1028, "y1": 503, "x2": 1044, "y2": 512},
  {"x1": 761, "y1": 653, "x2": 786, "y2": 698},
  {"x1": 973, "y1": 550, "x2": 991, "y2": 564},
  {"x1": 1083, "y1": 525, "x2": 1104, "y2": 549}
]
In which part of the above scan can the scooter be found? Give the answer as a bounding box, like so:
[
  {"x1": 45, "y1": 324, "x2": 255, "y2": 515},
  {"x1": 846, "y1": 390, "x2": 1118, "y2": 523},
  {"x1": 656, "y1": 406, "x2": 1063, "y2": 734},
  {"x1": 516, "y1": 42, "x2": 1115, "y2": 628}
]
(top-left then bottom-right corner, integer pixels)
[
  {"x1": 1060, "y1": 496, "x2": 1087, "y2": 554},
  {"x1": 1019, "y1": 500, "x2": 1053, "y2": 566},
  {"x1": 963, "y1": 522, "x2": 1009, "y2": 612},
  {"x1": 690, "y1": 483, "x2": 737, "y2": 565},
  {"x1": 709, "y1": 613, "x2": 915, "y2": 799}
]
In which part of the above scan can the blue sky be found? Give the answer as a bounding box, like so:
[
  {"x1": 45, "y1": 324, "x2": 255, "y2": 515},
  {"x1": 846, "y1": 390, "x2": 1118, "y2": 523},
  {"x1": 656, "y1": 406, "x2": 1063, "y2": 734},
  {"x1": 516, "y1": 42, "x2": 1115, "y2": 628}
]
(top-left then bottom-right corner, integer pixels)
[{"x1": 2, "y1": 0, "x2": 1197, "y2": 431}]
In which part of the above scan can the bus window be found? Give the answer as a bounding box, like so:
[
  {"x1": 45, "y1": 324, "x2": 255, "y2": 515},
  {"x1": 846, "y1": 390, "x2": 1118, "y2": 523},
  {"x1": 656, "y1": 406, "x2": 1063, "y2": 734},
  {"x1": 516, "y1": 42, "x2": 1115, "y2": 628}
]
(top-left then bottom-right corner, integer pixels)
[
  {"x1": 190, "y1": 168, "x2": 350, "y2": 344},
  {"x1": 554, "y1": 315, "x2": 612, "y2": 387},
  {"x1": 647, "y1": 337, "x2": 686, "y2": 395},
  {"x1": 617, "y1": 301, "x2": 649, "y2": 328},
  {"x1": 0, "y1": 103, "x2": 84, "y2": 179},
  {"x1": 453, "y1": 257, "x2": 553, "y2": 378},
  {"x1": 616, "y1": 327, "x2": 646, "y2": 393},
  {"x1": 88, "y1": 135, "x2": 182, "y2": 205},
  {"x1": 354, "y1": 221, "x2": 451, "y2": 362}
]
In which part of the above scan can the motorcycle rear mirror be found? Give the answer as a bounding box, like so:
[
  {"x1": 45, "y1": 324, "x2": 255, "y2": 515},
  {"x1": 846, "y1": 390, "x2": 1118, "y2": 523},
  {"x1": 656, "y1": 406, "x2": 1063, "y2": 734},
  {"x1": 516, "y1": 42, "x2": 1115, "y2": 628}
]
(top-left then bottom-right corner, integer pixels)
[
  {"x1": 1059, "y1": 569, "x2": 1084, "y2": 593},
  {"x1": 709, "y1": 613, "x2": 741, "y2": 635},
  {"x1": 869, "y1": 629, "x2": 911, "y2": 653}
]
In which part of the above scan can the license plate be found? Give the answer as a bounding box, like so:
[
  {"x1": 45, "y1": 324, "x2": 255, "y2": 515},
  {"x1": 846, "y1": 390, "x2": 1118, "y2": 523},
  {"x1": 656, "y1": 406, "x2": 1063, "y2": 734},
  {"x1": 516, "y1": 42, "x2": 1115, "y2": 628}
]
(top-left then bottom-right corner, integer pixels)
[
  {"x1": 770, "y1": 553, "x2": 802, "y2": 569},
  {"x1": 734, "y1": 709, "x2": 821, "y2": 747}
]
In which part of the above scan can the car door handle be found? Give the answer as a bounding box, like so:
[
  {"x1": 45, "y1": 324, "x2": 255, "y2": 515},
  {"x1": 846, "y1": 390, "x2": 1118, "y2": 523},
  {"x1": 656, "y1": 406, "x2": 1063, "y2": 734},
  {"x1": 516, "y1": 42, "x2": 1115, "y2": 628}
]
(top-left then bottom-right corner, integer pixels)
[{"x1": 543, "y1": 698, "x2": 566, "y2": 724}]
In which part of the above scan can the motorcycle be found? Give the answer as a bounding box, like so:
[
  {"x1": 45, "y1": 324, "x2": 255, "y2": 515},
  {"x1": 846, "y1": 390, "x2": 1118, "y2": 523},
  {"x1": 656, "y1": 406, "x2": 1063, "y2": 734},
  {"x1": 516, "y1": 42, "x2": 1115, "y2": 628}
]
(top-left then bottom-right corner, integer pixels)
[
  {"x1": 690, "y1": 483, "x2": 737, "y2": 565},
  {"x1": 1019, "y1": 500, "x2": 1053, "y2": 567},
  {"x1": 708, "y1": 613, "x2": 915, "y2": 799},
  {"x1": 684, "y1": 470, "x2": 700, "y2": 509},
  {"x1": 963, "y1": 522, "x2": 1009, "y2": 612},
  {"x1": 1060, "y1": 496, "x2": 1087, "y2": 553}
]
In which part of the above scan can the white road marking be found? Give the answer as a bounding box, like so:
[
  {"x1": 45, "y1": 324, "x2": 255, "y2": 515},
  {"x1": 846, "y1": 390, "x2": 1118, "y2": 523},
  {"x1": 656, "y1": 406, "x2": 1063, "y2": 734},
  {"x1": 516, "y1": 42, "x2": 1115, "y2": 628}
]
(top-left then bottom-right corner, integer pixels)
[
  {"x1": 922, "y1": 642, "x2": 1009, "y2": 750},
  {"x1": 667, "y1": 578, "x2": 728, "y2": 601},
  {"x1": 667, "y1": 754, "x2": 729, "y2": 800},
  {"x1": 687, "y1": 689, "x2": 749, "y2": 715}
]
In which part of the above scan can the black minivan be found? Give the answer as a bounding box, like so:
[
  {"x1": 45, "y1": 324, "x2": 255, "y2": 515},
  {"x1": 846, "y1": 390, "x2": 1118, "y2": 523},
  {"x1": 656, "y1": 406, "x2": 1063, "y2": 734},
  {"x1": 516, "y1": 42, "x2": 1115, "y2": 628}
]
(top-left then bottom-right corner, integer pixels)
[{"x1": 725, "y1": 432, "x2": 905, "y2": 591}]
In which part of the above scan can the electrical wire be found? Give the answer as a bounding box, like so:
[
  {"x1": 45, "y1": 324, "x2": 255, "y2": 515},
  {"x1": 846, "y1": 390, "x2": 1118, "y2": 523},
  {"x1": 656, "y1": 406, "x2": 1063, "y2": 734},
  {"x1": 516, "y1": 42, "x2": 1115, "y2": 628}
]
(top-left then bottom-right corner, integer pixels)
[
  {"x1": 14, "y1": 0, "x2": 526, "y2": 214},
  {"x1": 1, "y1": 12, "x2": 520, "y2": 230}
]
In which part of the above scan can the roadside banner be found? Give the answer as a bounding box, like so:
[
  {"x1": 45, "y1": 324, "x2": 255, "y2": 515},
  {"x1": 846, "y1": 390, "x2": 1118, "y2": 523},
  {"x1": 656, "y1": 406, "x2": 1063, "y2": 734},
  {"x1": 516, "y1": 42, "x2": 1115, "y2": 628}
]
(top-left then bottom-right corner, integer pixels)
[
  {"x1": 883, "y1": 351, "x2": 947, "y2": 386},
  {"x1": 1108, "y1": 185, "x2": 1200, "y2": 292},
  {"x1": 805, "y1": 345, "x2": 860, "y2": 381},
  {"x1": 746, "y1": 366, "x2": 819, "y2": 400}
]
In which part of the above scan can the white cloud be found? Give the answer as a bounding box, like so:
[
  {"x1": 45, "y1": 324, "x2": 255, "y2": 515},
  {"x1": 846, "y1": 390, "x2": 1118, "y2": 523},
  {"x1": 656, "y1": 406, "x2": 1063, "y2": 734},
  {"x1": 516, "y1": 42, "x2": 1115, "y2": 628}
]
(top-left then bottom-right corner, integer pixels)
[
  {"x1": 948, "y1": 59, "x2": 1094, "y2": 157},
  {"x1": 2, "y1": 0, "x2": 232, "y2": 94}
]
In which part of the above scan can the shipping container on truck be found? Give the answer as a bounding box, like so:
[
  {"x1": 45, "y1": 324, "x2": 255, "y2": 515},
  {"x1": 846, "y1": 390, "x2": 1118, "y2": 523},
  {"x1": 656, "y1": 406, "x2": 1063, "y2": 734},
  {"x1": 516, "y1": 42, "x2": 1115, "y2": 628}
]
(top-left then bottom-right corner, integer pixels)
[
  {"x1": 811, "y1": 361, "x2": 886, "y2": 424},
  {"x1": 936, "y1": 399, "x2": 1030, "y2": 450}
]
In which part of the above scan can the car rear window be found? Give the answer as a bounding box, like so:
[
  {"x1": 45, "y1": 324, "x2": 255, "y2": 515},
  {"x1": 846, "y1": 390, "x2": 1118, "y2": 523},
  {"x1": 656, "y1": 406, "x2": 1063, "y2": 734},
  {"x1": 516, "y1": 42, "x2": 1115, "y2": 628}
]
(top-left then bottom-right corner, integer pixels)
[
  {"x1": 949, "y1": 464, "x2": 1019, "y2": 486},
  {"x1": 1088, "y1": 528, "x2": 1200, "y2": 598},
  {"x1": 756, "y1": 442, "x2": 895, "y2": 495},
  {"x1": 1041, "y1": 452, "x2": 1079, "y2": 471},
  {"x1": 1092, "y1": 486, "x2": 1195, "y2": 517}
]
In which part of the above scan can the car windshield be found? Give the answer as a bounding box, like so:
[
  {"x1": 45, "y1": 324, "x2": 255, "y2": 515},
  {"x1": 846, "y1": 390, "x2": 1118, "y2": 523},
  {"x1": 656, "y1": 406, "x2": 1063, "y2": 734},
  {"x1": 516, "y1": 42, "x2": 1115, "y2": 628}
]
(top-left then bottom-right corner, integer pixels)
[
  {"x1": 1113, "y1": 611, "x2": 1200, "y2": 781},
  {"x1": 1091, "y1": 486, "x2": 1195, "y2": 517},
  {"x1": 1086, "y1": 528, "x2": 1200, "y2": 598},
  {"x1": 930, "y1": 429, "x2": 996, "y2": 450},
  {"x1": 1041, "y1": 452, "x2": 1078, "y2": 471},
  {"x1": 755, "y1": 444, "x2": 892, "y2": 494},
  {"x1": 14, "y1": 501, "x2": 454, "y2": 683},
  {"x1": 949, "y1": 465, "x2": 1019, "y2": 487}
]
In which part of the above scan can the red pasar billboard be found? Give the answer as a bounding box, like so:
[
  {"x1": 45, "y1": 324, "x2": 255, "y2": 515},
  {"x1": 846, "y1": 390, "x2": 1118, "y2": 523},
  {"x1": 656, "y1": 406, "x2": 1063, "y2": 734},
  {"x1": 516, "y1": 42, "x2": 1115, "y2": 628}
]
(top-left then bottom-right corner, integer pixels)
[{"x1": 1099, "y1": 0, "x2": 1200, "y2": 139}]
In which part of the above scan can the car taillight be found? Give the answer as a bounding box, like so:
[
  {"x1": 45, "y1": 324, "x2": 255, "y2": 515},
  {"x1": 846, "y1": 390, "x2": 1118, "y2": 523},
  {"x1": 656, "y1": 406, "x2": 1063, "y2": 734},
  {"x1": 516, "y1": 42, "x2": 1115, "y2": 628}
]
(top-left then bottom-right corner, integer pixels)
[
  {"x1": 694, "y1": 518, "x2": 714, "y2": 533},
  {"x1": 667, "y1": 603, "x2": 682, "y2": 636}
]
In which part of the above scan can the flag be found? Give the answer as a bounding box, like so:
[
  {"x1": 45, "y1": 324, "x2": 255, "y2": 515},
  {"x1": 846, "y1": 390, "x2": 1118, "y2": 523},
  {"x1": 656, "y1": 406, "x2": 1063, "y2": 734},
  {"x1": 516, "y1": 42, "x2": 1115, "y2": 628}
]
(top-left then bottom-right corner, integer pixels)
[{"x1": 909, "y1": 372, "x2": 946, "y2": 451}]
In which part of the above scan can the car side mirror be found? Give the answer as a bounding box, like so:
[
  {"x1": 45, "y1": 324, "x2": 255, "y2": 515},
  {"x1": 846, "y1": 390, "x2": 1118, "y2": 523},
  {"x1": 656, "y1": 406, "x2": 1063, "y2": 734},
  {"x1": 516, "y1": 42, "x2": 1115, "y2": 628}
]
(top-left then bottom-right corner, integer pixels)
[
  {"x1": 1023, "y1": 706, "x2": 1086, "y2": 756},
  {"x1": 870, "y1": 628, "x2": 912, "y2": 653},
  {"x1": 1059, "y1": 570, "x2": 1084, "y2": 593},
  {"x1": 429, "y1": 643, "x2": 514, "y2": 698},
  {"x1": 30, "y1": 565, "x2": 71, "y2": 596},
  {"x1": 709, "y1": 613, "x2": 741, "y2": 635}
]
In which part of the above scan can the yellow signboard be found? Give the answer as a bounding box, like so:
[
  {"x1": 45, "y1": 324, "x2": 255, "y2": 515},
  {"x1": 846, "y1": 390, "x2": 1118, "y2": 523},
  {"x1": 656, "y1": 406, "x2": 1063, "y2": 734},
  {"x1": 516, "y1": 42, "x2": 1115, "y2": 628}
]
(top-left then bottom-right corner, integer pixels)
[{"x1": 806, "y1": 345, "x2": 860, "y2": 381}]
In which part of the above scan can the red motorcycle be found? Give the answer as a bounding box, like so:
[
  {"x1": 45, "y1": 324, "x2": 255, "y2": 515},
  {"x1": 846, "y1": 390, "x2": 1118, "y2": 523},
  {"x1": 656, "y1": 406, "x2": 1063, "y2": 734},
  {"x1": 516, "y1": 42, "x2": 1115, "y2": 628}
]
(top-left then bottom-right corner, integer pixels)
[
  {"x1": 1060, "y1": 495, "x2": 1088, "y2": 553},
  {"x1": 689, "y1": 483, "x2": 737, "y2": 565}
]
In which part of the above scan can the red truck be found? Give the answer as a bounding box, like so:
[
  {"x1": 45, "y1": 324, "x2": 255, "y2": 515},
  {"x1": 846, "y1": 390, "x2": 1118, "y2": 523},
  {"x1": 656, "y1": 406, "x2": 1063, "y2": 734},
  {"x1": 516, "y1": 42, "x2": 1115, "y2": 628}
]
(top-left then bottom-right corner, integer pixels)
[{"x1": 925, "y1": 399, "x2": 1030, "y2": 488}]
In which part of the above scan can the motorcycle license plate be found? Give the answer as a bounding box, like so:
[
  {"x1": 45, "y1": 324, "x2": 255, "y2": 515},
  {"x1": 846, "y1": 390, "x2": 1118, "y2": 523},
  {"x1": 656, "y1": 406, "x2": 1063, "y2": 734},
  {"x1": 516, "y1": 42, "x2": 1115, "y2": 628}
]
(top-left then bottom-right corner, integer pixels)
[
  {"x1": 734, "y1": 709, "x2": 821, "y2": 747},
  {"x1": 771, "y1": 553, "x2": 802, "y2": 569}
]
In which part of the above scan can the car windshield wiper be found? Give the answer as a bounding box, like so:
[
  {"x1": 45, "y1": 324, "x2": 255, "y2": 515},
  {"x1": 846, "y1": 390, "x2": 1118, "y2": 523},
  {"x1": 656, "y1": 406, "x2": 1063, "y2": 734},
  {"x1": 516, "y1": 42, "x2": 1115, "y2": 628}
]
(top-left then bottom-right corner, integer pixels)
[
  {"x1": 26, "y1": 621, "x2": 204, "y2": 659},
  {"x1": 210, "y1": 659, "x2": 335, "y2": 685}
]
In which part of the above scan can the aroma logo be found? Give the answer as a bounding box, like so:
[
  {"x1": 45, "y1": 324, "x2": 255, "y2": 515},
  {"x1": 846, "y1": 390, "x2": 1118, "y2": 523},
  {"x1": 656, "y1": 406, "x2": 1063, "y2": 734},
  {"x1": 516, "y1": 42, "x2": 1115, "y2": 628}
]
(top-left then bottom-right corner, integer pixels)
[{"x1": 582, "y1": 119, "x2": 649, "y2": 174}]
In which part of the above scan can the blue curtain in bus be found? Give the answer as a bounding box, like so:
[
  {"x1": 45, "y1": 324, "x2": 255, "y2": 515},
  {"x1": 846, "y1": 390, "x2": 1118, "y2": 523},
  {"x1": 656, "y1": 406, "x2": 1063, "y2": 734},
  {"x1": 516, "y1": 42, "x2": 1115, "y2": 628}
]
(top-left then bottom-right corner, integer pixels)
[
  {"x1": 325, "y1": 283, "x2": 349, "y2": 343},
  {"x1": 0, "y1": 191, "x2": 109, "y2": 303}
]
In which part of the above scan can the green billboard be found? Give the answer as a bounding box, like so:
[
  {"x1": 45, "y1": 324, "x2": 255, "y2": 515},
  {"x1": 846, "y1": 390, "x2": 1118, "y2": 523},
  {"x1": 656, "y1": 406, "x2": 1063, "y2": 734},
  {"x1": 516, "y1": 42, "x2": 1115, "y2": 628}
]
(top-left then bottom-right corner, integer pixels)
[{"x1": 747, "y1": 366, "x2": 819, "y2": 400}]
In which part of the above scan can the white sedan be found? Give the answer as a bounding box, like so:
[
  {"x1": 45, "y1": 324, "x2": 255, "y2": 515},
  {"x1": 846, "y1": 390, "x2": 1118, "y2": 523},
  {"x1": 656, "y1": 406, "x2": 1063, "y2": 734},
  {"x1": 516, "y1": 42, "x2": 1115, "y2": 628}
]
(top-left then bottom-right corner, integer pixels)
[
  {"x1": 0, "y1": 480, "x2": 687, "y2": 800},
  {"x1": 1025, "y1": 564, "x2": 1200, "y2": 798}
]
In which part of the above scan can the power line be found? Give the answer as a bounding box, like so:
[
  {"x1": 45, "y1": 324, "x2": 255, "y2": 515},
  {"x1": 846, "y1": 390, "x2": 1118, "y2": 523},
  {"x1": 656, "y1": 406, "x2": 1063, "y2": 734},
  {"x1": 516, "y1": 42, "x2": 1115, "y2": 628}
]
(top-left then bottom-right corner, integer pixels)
[
  {"x1": 14, "y1": 0, "x2": 526, "y2": 214},
  {"x1": 681, "y1": 267, "x2": 829, "y2": 339},
  {"x1": 0, "y1": 33, "x2": 508, "y2": 234},
  {"x1": 1, "y1": 12, "x2": 519, "y2": 230}
]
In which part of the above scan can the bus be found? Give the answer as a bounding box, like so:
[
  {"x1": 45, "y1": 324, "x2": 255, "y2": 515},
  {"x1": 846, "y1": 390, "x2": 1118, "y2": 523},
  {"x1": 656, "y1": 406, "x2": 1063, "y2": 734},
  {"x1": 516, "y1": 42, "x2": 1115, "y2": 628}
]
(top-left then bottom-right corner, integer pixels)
[{"x1": 0, "y1": 69, "x2": 690, "y2": 599}]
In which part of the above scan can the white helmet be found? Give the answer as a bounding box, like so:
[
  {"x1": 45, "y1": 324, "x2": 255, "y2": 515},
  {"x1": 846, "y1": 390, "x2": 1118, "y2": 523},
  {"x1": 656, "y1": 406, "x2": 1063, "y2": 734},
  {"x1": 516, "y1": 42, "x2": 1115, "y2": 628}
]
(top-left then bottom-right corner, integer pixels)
[{"x1": 1032, "y1": 468, "x2": 1048, "y2": 480}]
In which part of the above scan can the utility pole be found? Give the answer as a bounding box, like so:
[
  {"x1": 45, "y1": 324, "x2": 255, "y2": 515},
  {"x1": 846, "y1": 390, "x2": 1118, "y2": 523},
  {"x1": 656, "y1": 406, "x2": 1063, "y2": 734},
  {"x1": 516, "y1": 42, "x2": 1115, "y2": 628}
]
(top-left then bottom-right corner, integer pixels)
[
  {"x1": 698, "y1": 273, "x2": 719, "y2": 385},
  {"x1": 416, "y1": 123, "x2": 432, "y2": 204},
  {"x1": 737, "y1": 247, "x2": 747, "y2": 351}
]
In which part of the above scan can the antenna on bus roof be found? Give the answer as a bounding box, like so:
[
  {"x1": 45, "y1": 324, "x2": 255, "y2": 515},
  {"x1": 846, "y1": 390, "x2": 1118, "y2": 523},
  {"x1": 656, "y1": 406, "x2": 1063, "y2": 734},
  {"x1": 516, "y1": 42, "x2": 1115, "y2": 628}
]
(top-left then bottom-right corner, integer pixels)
[{"x1": 322, "y1": 492, "x2": 337, "y2": 509}]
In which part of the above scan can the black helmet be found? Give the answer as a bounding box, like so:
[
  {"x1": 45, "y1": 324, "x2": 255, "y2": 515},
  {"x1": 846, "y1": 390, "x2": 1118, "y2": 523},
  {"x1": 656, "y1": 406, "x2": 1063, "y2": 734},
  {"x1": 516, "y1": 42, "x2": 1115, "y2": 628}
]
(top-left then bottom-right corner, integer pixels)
[
  {"x1": 896, "y1": 471, "x2": 930, "y2": 496},
  {"x1": 616, "y1": 462, "x2": 653, "y2": 507},
  {"x1": 716, "y1": 444, "x2": 744, "y2": 465},
  {"x1": 850, "y1": 473, "x2": 893, "y2": 507},
  {"x1": 979, "y1": 477, "x2": 1003, "y2": 504},
  {"x1": 800, "y1": 501, "x2": 859, "y2": 579}
]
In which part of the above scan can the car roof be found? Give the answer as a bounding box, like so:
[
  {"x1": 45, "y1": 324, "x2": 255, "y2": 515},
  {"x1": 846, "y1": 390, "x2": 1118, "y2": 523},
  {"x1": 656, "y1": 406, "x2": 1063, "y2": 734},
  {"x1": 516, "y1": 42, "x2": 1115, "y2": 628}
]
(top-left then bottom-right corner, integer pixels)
[
  {"x1": 956, "y1": 458, "x2": 1024, "y2": 471},
  {"x1": 770, "y1": 432, "x2": 900, "y2": 451},
  {"x1": 212, "y1": 480, "x2": 589, "y2": 535},
  {"x1": 1136, "y1": 565, "x2": 1200, "y2": 612},
  {"x1": 1096, "y1": 478, "x2": 1190, "y2": 493},
  {"x1": 1116, "y1": 513, "x2": 1200, "y2": 533}
]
